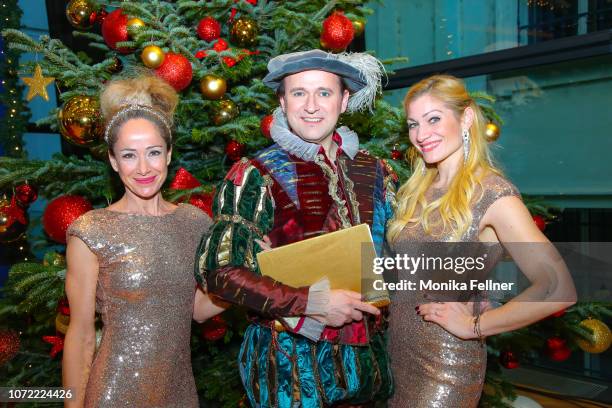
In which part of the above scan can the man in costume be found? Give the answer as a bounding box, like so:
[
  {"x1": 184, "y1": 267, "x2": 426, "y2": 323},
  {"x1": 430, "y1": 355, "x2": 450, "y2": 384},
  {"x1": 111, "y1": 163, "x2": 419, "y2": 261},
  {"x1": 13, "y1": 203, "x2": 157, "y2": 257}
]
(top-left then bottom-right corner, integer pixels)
[{"x1": 197, "y1": 49, "x2": 396, "y2": 407}]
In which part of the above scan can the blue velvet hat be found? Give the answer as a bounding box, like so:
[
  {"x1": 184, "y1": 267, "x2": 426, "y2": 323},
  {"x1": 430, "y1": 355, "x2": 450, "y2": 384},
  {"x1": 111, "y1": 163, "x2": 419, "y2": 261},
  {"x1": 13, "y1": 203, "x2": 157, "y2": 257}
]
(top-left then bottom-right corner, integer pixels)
[{"x1": 263, "y1": 49, "x2": 385, "y2": 112}]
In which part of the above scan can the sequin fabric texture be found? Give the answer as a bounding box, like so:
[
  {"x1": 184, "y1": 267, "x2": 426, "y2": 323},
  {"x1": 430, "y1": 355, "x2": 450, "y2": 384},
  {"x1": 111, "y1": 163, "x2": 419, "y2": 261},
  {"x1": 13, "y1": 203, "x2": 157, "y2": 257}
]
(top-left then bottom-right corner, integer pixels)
[
  {"x1": 388, "y1": 174, "x2": 519, "y2": 408},
  {"x1": 67, "y1": 204, "x2": 210, "y2": 408}
]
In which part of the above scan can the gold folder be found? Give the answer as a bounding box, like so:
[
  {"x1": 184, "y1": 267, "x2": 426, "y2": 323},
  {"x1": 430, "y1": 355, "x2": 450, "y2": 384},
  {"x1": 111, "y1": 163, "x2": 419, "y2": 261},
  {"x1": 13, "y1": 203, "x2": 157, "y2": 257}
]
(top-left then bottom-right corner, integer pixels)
[{"x1": 256, "y1": 224, "x2": 389, "y2": 306}]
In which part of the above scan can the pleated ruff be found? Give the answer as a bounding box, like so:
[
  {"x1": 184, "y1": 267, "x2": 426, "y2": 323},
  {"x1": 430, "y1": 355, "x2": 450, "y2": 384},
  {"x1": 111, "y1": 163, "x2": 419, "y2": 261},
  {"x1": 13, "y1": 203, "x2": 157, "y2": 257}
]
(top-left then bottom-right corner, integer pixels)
[{"x1": 239, "y1": 325, "x2": 393, "y2": 408}]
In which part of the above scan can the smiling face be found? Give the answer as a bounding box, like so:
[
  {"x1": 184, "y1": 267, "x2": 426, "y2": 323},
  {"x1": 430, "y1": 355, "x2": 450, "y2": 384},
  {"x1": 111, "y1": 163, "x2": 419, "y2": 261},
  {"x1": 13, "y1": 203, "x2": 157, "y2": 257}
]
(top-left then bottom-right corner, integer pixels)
[
  {"x1": 406, "y1": 94, "x2": 467, "y2": 165},
  {"x1": 108, "y1": 118, "x2": 171, "y2": 200},
  {"x1": 279, "y1": 70, "x2": 350, "y2": 146}
]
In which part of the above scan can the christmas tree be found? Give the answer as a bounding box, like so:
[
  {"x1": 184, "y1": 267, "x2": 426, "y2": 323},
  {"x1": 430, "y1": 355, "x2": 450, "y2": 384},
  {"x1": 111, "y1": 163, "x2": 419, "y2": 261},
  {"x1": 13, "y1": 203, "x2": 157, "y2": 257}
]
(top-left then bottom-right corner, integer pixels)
[{"x1": 1, "y1": 1, "x2": 610, "y2": 407}]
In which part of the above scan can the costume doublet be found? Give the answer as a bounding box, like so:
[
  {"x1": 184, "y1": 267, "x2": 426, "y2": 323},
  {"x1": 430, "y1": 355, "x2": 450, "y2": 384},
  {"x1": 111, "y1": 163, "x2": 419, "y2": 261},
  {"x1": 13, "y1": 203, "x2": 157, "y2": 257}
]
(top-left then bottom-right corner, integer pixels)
[
  {"x1": 197, "y1": 126, "x2": 396, "y2": 407},
  {"x1": 67, "y1": 204, "x2": 210, "y2": 408}
]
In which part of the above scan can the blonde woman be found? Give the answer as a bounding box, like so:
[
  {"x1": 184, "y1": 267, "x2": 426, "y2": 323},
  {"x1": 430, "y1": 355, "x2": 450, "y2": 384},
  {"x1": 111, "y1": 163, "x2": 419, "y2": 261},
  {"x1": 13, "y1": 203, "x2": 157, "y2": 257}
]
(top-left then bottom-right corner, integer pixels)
[
  {"x1": 386, "y1": 75, "x2": 576, "y2": 407},
  {"x1": 62, "y1": 75, "x2": 223, "y2": 407}
]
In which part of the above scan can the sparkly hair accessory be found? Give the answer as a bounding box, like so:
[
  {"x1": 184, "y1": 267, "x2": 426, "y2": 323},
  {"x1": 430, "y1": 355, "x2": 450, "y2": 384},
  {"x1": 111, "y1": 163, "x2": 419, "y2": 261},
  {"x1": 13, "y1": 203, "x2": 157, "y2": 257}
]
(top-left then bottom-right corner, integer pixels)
[{"x1": 103, "y1": 104, "x2": 172, "y2": 144}]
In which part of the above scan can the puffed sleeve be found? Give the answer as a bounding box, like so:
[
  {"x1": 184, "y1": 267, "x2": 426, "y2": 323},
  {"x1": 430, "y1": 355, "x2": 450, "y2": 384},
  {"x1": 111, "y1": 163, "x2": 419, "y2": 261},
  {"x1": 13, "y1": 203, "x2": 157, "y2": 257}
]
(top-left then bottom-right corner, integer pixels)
[{"x1": 195, "y1": 159, "x2": 311, "y2": 318}]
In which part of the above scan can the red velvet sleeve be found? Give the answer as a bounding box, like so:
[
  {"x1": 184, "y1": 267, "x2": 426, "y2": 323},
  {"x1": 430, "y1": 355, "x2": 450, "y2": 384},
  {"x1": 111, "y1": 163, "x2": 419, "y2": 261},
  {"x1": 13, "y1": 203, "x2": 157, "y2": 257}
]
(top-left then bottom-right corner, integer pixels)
[{"x1": 207, "y1": 265, "x2": 309, "y2": 318}]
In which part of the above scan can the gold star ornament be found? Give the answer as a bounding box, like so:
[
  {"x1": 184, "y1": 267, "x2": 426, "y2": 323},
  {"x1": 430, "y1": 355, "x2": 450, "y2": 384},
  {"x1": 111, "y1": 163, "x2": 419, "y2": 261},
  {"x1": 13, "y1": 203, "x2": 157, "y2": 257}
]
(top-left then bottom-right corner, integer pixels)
[{"x1": 22, "y1": 64, "x2": 55, "y2": 101}]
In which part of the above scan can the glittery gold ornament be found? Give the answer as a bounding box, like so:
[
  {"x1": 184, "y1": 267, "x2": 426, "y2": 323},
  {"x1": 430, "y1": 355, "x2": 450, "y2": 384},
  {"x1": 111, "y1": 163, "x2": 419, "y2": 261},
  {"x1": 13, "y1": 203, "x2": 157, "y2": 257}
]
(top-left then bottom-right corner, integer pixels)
[
  {"x1": 127, "y1": 17, "x2": 145, "y2": 36},
  {"x1": 55, "y1": 313, "x2": 70, "y2": 335},
  {"x1": 66, "y1": 0, "x2": 97, "y2": 29},
  {"x1": 485, "y1": 122, "x2": 500, "y2": 142},
  {"x1": 141, "y1": 45, "x2": 165, "y2": 69},
  {"x1": 213, "y1": 99, "x2": 239, "y2": 126},
  {"x1": 58, "y1": 95, "x2": 103, "y2": 147},
  {"x1": 200, "y1": 74, "x2": 227, "y2": 100},
  {"x1": 576, "y1": 318, "x2": 611, "y2": 354},
  {"x1": 22, "y1": 65, "x2": 55, "y2": 101},
  {"x1": 106, "y1": 56, "x2": 123, "y2": 74},
  {"x1": 352, "y1": 20, "x2": 365, "y2": 37},
  {"x1": 230, "y1": 17, "x2": 259, "y2": 47}
]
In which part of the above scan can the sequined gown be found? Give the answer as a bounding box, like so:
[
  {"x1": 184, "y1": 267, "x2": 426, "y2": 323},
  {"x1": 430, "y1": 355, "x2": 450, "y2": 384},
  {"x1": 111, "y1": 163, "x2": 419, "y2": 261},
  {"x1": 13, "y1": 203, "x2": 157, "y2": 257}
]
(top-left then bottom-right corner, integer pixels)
[
  {"x1": 67, "y1": 203, "x2": 211, "y2": 408},
  {"x1": 388, "y1": 174, "x2": 519, "y2": 408}
]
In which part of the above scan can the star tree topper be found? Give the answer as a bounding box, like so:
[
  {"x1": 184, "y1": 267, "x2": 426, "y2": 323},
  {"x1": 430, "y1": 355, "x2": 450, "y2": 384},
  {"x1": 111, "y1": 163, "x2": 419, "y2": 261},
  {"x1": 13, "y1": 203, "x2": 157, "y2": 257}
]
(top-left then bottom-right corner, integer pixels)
[{"x1": 22, "y1": 64, "x2": 55, "y2": 101}]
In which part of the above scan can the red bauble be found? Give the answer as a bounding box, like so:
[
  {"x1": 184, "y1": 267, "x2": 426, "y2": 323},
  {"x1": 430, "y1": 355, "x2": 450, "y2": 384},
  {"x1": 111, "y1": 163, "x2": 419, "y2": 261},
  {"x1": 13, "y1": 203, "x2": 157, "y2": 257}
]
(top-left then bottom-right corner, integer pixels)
[
  {"x1": 15, "y1": 183, "x2": 38, "y2": 206},
  {"x1": 225, "y1": 140, "x2": 245, "y2": 161},
  {"x1": 391, "y1": 148, "x2": 402, "y2": 160},
  {"x1": 320, "y1": 11, "x2": 355, "y2": 51},
  {"x1": 245, "y1": 0, "x2": 257, "y2": 4},
  {"x1": 189, "y1": 193, "x2": 214, "y2": 217},
  {"x1": 42, "y1": 195, "x2": 93, "y2": 244},
  {"x1": 197, "y1": 16, "x2": 221, "y2": 42},
  {"x1": 223, "y1": 57, "x2": 237, "y2": 67},
  {"x1": 58, "y1": 298, "x2": 71, "y2": 316},
  {"x1": 499, "y1": 350, "x2": 520, "y2": 369},
  {"x1": 550, "y1": 308, "x2": 566, "y2": 318},
  {"x1": 213, "y1": 38, "x2": 229, "y2": 52},
  {"x1": 169, "y1": 167, "x2": 201, "y2": 190},
  {"x1": 0, "y1": 330, "x2": 20, "y2": 366},
  {"x1": 546, "y1": 336, "x2": 571, "y2": 362},
  {"x1": 101, "y1": 9, "x2": 131, "y2": 54},
  {"x1": 195, "y1": 50, "x2": 208, "y2": 59},
  {"x1": 154, "y1": 53, "x2": 193, "y2": 91},
  {"x1": 533, "y1": 214, "x2": 546, "y2": 231},
  {"x1": 201, "y1": 315, "x2": 227, "y2": 341},
  {"x1": 260, "y1": 114, "x2": 273, "y2": 139}
]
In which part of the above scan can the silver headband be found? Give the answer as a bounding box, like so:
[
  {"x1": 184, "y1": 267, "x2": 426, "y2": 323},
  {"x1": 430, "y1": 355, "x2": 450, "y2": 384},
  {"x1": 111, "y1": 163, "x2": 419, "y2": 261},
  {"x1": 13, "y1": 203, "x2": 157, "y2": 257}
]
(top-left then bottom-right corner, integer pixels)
[{"x1": 104, "y1": 104, "x2": 172, "y2": 144}]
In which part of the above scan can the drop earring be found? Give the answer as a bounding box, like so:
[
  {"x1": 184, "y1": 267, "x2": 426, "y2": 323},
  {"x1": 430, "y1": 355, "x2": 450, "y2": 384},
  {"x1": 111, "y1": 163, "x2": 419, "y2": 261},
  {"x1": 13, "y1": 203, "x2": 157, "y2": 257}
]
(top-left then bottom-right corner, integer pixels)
[{"x1": 462, "y1": 128, "x2": 470, "y2": 163}]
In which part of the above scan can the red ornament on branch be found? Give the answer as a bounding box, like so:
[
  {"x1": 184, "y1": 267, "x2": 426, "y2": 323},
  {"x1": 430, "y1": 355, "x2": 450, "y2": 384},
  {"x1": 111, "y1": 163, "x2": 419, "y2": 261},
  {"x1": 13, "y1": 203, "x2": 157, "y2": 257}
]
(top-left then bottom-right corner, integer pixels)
[
  {"x1": 391, "y1": 145, "x2": 402, "y2": 160},
  {"x1": 42, "y1": 335, "x2": 64, "y2": 358},
  {"x1": 213, "y1": 39, "x2": 229, "y2": 52},
  {"x1": 197, "y1": 17, "x2": 221, "y2": 42},
  {"x1": 101, "y1": 9, "x2": 132, "y2": 54},
  {"x1": 320, "y1": 11, "x2": 355, "y2": 52},
  {"x1": 225, "y1": 140, "x2": 245, "y2": 161},
  {"x1": 42, "y1": 195, "x2": 93, "y2": 244},
  {"x1": 201, "y1": 315, "x2": 227, "y2": 341},
  {"x1": 0, "y1": 330, "x2": 20, "y2": 366},
  {"x1": 533, "y1": 214, "x2": 546, "y2": 232},
  {"x1": 58, "y1": 298, "x2": 71, "y2": 316},
  {"x1": 169, "y1": 167, "x2": 201, "y2": 190},
  {"x1": 154, "y1": 53, "x2": 193, "y2": 91},
  {"x1": 189, "y1": 193, "x2": 214, "y2": 218},
  {"x1": 546, "y1": 337, "x2": 571, "y2": 362},
  {"x1": 15, "y1": 183, "x2": 38, "y2": 206},
  {"x1": 0, "y1": 195, "x2": 28, "y2": 243},
  {"x1": 499, "y1": 350, "x2": 520, "y2": 369},
  {"x1": 260, "y1": 114, "x2": 273, "y2": 139}
]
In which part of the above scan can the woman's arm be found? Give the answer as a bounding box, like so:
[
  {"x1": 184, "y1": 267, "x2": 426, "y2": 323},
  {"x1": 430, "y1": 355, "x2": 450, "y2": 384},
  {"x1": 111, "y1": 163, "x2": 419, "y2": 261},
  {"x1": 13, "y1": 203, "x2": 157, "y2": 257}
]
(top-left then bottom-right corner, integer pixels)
[
  {"x1": 193, "y1": 287, "x2": 229, "y2": 323},
  {"x1": 63, "y1": 236, "x2": 99, "y2": 408},
  {"x1": 418, "y1": 196, "x2": 577, "y2": 339}
]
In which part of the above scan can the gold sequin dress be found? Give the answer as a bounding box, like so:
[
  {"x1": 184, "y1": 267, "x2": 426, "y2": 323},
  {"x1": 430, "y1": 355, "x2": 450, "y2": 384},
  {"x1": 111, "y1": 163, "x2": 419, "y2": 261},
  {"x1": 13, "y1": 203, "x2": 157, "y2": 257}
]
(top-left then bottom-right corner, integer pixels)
[
  {"x1": 67, "y1": 203, "x2": 211, "y2": 408},
  {"x1": 388, "y1": 174, "x2": 519, "y2": 408}
]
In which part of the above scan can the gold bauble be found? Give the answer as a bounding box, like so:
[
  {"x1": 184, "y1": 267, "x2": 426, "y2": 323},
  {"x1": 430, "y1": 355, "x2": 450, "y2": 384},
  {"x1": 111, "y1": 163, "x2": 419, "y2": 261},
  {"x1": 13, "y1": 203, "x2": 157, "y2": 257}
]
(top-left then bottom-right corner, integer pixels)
[
  {"x1": 200, "y1": 74, "x2": 227, "y2": 100},
  {"x1": 141, "y1": 45, "x2": 165, "y2": 69},
  {"x1": 576, "y1": 318, "x2": 612, "y2": 354},
  {"x1": 230, "y1": 17, "x2": 259, "y2": 47},
  {"x1": 213, "y1": 99, "x2": 239, "y2": 126},
  {"x1": 106, "y1": 56, "x2": 123, "y2": 74},
  {"x1": 66, "y1": 0, "x2": 97, "y2": 30},
  {"x1": 55, "y1": 313, "x2": 70, "y2": 335},
  {"x1": 352, "y1": 20, "x2": 365, "y2": 37},
  {"x1": 485, "y1": 122, "x2": 501, "y2": 142},
  {"x1": 127, "y1": 17, "x2": 146, "y2": 36},
  {"x1": 58, "y1": 95, "x2": 103, "y2": 147}
]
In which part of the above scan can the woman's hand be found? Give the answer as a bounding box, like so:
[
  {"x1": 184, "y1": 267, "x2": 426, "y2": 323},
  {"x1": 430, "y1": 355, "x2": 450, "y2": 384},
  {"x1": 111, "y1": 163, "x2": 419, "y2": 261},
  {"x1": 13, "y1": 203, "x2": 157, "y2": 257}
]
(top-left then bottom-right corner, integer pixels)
[{"x1": 417, "y1": 302, "x2": 476, "y2": 340}]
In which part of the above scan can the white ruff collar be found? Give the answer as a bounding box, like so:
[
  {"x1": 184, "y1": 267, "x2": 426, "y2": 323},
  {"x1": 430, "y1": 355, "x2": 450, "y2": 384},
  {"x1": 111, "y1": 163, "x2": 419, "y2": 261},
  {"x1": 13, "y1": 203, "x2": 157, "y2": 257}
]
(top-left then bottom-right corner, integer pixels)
[{"x1": 270, "y1": 108, "x2": 359, "y2": 162}]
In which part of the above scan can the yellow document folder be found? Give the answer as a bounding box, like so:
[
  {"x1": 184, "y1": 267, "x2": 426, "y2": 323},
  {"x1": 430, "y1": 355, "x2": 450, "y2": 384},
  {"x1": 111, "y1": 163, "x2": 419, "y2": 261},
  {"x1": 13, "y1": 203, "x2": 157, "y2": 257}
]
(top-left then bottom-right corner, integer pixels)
[{"x1": 256, "y1": 224, "x2": 389, "y2": 306}]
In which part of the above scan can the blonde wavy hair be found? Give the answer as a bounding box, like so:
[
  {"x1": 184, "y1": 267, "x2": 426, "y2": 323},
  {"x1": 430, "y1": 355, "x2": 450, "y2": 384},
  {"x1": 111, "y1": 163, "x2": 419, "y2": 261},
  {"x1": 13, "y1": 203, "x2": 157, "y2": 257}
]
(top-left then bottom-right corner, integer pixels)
[
  {"x1": 387, "y1": 75, "x2": 502, "y2": 242},
  {"x1": 100, "y1": 74, "x2": 178, "y2": 153}
]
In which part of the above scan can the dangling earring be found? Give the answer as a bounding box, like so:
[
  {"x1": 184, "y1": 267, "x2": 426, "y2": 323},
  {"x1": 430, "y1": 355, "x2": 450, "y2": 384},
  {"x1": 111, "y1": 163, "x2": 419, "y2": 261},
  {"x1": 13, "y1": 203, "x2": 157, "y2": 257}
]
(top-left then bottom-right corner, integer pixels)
[{"x1": 462, "y1": 128, "x2": 470, "y2": 163}]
